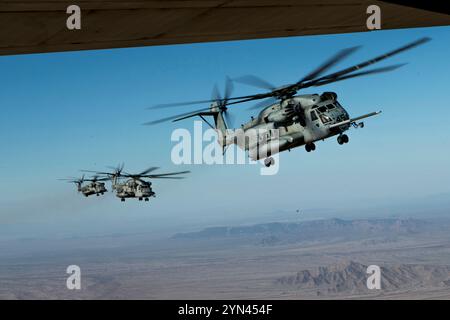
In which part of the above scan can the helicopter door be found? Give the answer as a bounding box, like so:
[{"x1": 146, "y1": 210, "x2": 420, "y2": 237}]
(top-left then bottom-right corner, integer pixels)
[{"x1": 310, "y1": 110, "x2": 320, "y2": 128}]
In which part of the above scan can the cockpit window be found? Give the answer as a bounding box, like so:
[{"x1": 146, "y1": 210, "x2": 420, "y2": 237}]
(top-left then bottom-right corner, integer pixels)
[
  {"x1": 318, "y1": 106, "x2": 327, "y2": 113},
  {"x1": 310, "y1": 110, "x2": 318, "y2": 121},
  {"x1": 326, "y1": 104, "x2": 335, "y2": 110}
]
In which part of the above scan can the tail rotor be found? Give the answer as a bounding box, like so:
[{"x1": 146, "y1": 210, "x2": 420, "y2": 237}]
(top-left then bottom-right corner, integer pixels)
[{"x1": 211, "y1": 77, "x2": 235, "y2": 128}]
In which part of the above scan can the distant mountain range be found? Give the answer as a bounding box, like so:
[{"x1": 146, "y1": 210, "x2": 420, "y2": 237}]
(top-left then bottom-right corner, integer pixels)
[
  {"x1": 172, "y1": 218, "x2": 432, "y2": 244},
  {"x1": 276, "y1": 260, "x2": 450, "y2": 296}
]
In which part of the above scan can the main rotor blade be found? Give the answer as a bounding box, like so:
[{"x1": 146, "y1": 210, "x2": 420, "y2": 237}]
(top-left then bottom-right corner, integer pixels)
[
  {"x1": 59, "y1": 177, "x2": 82, "y2": 183},
  {"x1": 233, "y1": 75, "x2": 277, "y2": 91},
  {"x1": 94, "y1": 177, "x2": 110, "y2": 182},
  {"x1": 308, "y1": 37, "x2": 430, "y2": 86},
  {"x1": 224, "y1": 76, "x2": 234, "y2": 102},
  {"x1": 80, "y1": 169, "x2": 111, "y2": 175},
  {"x1": 144, "y1": 176, "x2": 186, "y2": 179},
  {"x1": 151, "y1": 99, "x2": 218, "y2": 109},
  {"x1": 144, "y1": 170, "x2": 190, "y2": 178},
  {"x1": 223, "y1": 110, "x2": 235, "y2": 128},
  {"x1": 143, "y1": 107, "x2": 211, "y2": 125},
  {"x1": 226, "y1": 93, "x2": 270, "y2": 106},
  {"x1": 247, "y1": 97, "x2": 279, "y2": 110},
  {"x1": 211, "y1": 84, "x2": 221, "y2": 101},
  {"x1": 149, "y1": 92, "x2": 267, "y2": 110},
  {"x1": 311, "y1": 63, "x2": 407, "y2": 87},
  {"x1": 139, "y1": 166, "x2": 160, "y2": 175},
  {"x1": 148, "y1": 38, "x2": 429, "y2": 114},
  {"x1": 298, "y1": 46, "x2": 361, "y2": 83}
]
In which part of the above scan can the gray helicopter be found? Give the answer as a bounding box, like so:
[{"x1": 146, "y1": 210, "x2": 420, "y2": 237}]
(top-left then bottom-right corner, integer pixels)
[
  {"x1": 145, "y1": 37, "x2": 430, "y2": 167},
  {"x1": 84, "y1": 164, "x2": 190, "y2": 202},
  {"x1": 60, "y1": 175, "x2": 108, "y2": 197}
]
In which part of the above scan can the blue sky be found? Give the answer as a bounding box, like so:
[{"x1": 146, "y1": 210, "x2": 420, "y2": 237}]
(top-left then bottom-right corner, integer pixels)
[{"x1": 0, "y1": 26, "x2": 449, "y2": 239}]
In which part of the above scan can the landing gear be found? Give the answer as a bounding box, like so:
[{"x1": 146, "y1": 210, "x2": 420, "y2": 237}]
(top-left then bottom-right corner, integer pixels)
[
  {"x1": 337, "y1": 134, "x2": 349, "y2": 145},
  {"x1": 96, "y1": 193, "x2": 99, "y2": 196},
  {"x1": 138, "y1": 197, "x2": 143, "y2": 201},
  {"x1": 305, "y1": 142, "x2": 316, "y2": 152},
  {"x1": 264, "y1": 157, "x2": 275, "y2": 167},
  {"x1": 120, "y1": 198, "x2": 125, "y2": 202},
  {"x1": 144, "y1": 198, "x2": 149, "y2": 202}
]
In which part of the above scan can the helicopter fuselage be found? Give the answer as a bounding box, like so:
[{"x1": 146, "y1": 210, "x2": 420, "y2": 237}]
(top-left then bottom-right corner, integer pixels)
[
  {"x1": 224, "y1": 92, "x2": 353, "y2": 160},
  {"x1": 79, "y1": 181, "x2": 107, "y2": 197},
  {"x1": 113, "y1": 178, "x2": 155, "y2": 201}
]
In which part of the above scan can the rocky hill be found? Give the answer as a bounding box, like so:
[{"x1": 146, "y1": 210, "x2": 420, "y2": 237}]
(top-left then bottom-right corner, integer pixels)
[{"x1": 276, "y1": 260, "x2": 450, "y2": 296}]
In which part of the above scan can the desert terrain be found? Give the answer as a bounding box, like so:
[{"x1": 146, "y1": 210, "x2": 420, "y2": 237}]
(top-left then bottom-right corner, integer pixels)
[{"x1": 0, "y1": 217, "x2": 449, "y2": 299}]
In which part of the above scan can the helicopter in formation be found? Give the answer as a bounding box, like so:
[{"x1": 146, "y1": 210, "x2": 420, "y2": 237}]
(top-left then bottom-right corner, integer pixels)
[
  {"x1": 82, "y1": 164, "x2": 190, "y2": 202},
  {"x1": 145, "y1": 37, "x2": 430, "y2": 167},
  {"x1": 59, "y1": 175, "x2": 108, "y2": 197}
]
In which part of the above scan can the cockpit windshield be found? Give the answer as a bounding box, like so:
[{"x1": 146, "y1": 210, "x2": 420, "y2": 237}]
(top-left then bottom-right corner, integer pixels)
[{"x1": 318, "y1": 106, "x2": 327, "y2": 113}]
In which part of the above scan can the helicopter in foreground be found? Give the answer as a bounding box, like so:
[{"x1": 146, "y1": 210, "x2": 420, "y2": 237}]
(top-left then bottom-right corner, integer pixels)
[
  {"x1": 145, "y1": 37, "x2": 430, "y2": 167},
  {"x1": 59, "y1": 175, "x2": 108, "y2": 197},
  {"x1": 83, "y1": 164, "x2": 190, "y2": 202}
]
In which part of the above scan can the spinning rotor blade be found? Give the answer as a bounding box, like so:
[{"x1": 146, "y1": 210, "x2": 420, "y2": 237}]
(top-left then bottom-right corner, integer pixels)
[
  {"x1": 144, "y1": 170, "x2": 190, "y2": 178},
  {"x1": 221, "y1": 77, "x2": 235, "y2": 127},
  {"x1": 298, "y1": 46, "x2": 360, "y2": 84},
  {"x1": 59, "y1": 174, "x2": 85, "y2": 184},
  {"x1": 233, "y1": 75, "x2": 276, "y2": 91},
  {"x1": 210, "y1": 77, "x2": 234, "y2": 105},
  {"x1": 107, "y1": 163, "x2": 123, "y2": 171},
  {"x1": 82, "y1": 163, "x2": 124, "y2": 177},
  {"x1": 94, "y1": 177, "x2": 110, "y2": 182},
  {"x1": 240, "y1": 38, "x2": 428, "y2": 107},
  {"x1": 247, "y1": 97, "x2": 279, "y2": 110},
  {"x1": 311, "y1": 63, "x2": 407, "y2": 87},
  {"x1": 223, "y1": 76, "x2": 234, "y2": 104},
  {"x1": 81, "y1": 169, "x2": 111, "y2": 175},
  {"x1": 303, "y1": 37, "x2": 430, "y2": 88},
  {"x1": 143, "y1": 107, "x2": 211, "y2": 125},
  {"x1": 235, "y1": 46, "x2": 359, "y2": 102},
  {"x1": 139, "y1": 166, "x2": 160, "y2": 175},
  {"x1": 149, "y1": 93, "x2": 262, "y2": 110},
  {"x1": 147, "y1": 37, "x2": 429, "y2": 115},
  {"x1": 151, "y1": 99, "x2": 219, "y2": 109},
  {"x1": 145, "y1": 176, "x2": 186, "y2": 179},
  {"x1": 212, "y1": 84, "x2": 221, "y2": 101},
  {"x1": 223, "y1": 111, "x2": 235, "y2": 128},
  {"x1": 146, "y1": 77, "x2": 235, "y2": 126},
  {"x1": 59, "y1": 178, "x2": 79, "y2": 183}
]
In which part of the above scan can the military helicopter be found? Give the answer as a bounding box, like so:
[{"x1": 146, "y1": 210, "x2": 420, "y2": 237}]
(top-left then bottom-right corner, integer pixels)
[
  {"x1": 59, "y1": 175, "x2": 108, "y2": 197},
  {"x1": 83, "y1": 164, "x2": 190, "y2": 202},
  {"x1": 145, "y1": 37, "x2": 430, "y2": 167}
]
